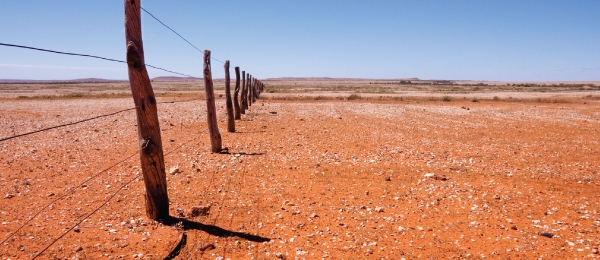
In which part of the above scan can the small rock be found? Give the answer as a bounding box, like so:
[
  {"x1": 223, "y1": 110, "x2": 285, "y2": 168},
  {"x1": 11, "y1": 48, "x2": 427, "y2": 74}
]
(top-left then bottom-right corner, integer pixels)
[
  {"x1": 539, "y1": 232, "x2": 553, "y2": 238},
  {"x1": 169, "y1": 166, "x2": 181, "y2": 175},
  {"x1": 433, "y1": 174, "x2": 448, "y2": 181},
  {"x1": 296, "y1": 248, "x2": 308, "y2": 255},
  {"x1": 269, "y1": 111, "x2": 277, "y2": 114},
  {"x1": 592, "y1": 248, "x2": 598, "y2": 254},
  {"x1": 310, "y1": 213, "x2": 318, "y2": 218},
  {"x1": 75, "y1": 246, "x2": 83, "y2": 252},
  {"x1": 188, "y1": 205, "x2": 211, "y2": 217},
  {"x1": 374, "y1": 206, "x2": 385, "y2": 213},
  {"x1": 176, "y1": 209, "x2": 185, "y2": 217},
  {"x1": 74, "y1": 226, "x2": 81, "y2": 233},
  {"x1": 424, "y1": 173, "x2": 435, "y2": 178},
  {"x1": 397, "y1": 226, "x2": 405, "y2": 232},
  {"x1": 510, "y1": 225, "x2": 518, "y2": 230},
  {"x1": 199, "y1": 243, "x2": 216, "y2": 251},
  {"x1": 385, "y1": 177, "x2": 391, "y2": 181},
  {"x1": 4, "y1": 194, "x2": 14, "y2": 199}
]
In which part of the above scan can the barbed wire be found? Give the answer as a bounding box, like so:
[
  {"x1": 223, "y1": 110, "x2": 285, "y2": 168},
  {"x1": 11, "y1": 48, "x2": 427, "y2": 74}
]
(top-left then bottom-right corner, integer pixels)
[
  {"x1": 140, "y1": 7, "x2": 226, "y2": 65},
  {"x1": 0, "y1": 42, "x2": 198, "y2": 78}
]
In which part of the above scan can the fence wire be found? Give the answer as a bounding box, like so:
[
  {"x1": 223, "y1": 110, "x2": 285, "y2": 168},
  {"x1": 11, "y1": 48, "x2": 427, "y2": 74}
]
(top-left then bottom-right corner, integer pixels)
[
  {"x1": 0, "y1": 42, "x2": 198, "y2": 78},
  {"x1": 140, "y1": 7, "x2": 226, "y2": 65},
  {"x1": 28, "y1": 133, "x2": 204, "y2": 258},
  {"x1": 0, "y1": 97, "x2": 202, "y2": 143}
]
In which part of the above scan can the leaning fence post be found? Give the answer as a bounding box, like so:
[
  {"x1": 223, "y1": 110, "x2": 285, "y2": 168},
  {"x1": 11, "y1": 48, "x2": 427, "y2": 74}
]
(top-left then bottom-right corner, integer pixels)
[
  {"x1": 124, "y1": 0, "x2": 169, "y2": 221},
  {"x1": 224, "y1": 60, "x2": 235, "y2": 132},
  {"x1": 234, "y1": 67, "x2": 241, "y2": 120},
  {"x1": 203, "y1": 50, "x2": 222, "y2": 152},
  {"x1": 241, "y1": 71, "x2": 247, "y2": 114}
]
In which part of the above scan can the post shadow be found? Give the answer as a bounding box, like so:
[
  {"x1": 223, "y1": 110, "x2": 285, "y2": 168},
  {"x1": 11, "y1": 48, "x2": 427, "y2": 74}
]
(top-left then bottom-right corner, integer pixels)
[{"x1": 165, "y1": 216, "x2": 270, "y2": 243}]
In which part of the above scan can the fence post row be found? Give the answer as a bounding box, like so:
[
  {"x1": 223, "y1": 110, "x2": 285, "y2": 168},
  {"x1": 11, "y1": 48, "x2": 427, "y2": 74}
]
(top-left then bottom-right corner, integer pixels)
[
  {"x1": 234, "y1": 67, "x2": 241, "y2": 120},
  {"x1": 203, "y1": 50, "x2": 223, "y2": 153},
  {"x1": 124, "y1": 0, "x2": 170, "y2": 221},
  {"x1": 224, "y1": 60, "x2": 235, "y2": 132}
]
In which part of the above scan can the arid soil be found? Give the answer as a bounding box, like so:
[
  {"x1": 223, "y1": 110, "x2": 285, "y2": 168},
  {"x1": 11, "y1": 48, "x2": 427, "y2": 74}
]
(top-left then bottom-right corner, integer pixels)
[{"x1": 1, "y1": 89, "x2": 600, "y2": 259}]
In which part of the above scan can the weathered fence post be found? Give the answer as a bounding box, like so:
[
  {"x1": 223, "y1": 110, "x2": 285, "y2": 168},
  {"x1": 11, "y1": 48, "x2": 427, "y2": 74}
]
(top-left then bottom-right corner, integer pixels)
[
  {"x1": 256, "y1": 81, "x2": 259, "y2": 99},
  {"x1": 260, "y1": 81, "x2": 263, "y2": 96},
  {"x1": 252, "y1": 78, "x2": 257, "y2": 103},
  {"x1": 203, "y1": 50, "x2": 222, "y2": 152},
  {"x1": 241, "y1": 71, "x2": 247, "y2": 114},
  {"x1": 234, "y1": 67, "x2": 241, "y2": 120},
  {"x1": 247, "y1": 75, "x2": 252, "y2": 107},
  {"x1": 224, "y1": 60, "x2": 235, "y2": 132},
  {"x1": 124, "y1": 0, "x2": 169, "y2": 221},
  {"x1": 249, "y1": 77, "x2": 254, "y2": 105}
]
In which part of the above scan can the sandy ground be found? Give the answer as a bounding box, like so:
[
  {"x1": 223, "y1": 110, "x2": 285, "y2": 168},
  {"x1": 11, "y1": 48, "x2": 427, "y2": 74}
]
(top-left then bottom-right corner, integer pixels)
[{"x1": 1, "y1": 93, "x2": 600, "y2": 259}]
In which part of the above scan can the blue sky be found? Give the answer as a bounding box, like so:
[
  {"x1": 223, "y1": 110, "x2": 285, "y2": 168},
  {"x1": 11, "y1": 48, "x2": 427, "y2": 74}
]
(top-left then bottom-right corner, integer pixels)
[{"x1": 0, "y1": 1, "x2": 598, "y2": 81}]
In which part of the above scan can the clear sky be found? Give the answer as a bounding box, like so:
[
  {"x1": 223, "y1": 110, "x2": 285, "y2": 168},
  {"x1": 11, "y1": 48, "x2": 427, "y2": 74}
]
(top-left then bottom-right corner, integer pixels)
[{"x1": 0, "y1": 0, "x2": 598, "y2": 81}]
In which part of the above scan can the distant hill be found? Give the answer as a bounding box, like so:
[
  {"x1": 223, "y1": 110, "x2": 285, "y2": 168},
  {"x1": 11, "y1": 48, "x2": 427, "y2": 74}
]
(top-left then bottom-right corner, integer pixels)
[
  {"x1": 0, "y1": 78, "x2": 125, "y2": 84},
  {"x1": 264, "y1": 77, "x2": 420, "y2": 81}
]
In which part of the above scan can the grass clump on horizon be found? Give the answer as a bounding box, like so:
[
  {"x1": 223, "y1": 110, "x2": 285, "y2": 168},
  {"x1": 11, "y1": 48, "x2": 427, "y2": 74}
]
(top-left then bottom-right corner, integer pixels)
[{"x1": 348, "y1": 93, "x2": 362, "y2": 100}]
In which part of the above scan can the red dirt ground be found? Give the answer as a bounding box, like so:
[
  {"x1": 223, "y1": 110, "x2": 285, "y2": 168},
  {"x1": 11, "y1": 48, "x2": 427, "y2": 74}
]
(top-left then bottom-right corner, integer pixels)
[{"x1": 1, "y1": 97, "x2": 599, "y2": 259}]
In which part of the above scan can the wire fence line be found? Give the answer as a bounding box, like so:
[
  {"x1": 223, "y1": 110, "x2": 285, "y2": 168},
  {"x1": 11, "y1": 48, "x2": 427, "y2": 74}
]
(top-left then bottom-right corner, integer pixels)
[
  {"x1": 0, "y1": 107, "x2": 135, "y2": 142},
  {"x1": 0, "y1": 97, "x2": 204, "y2": 143},
  {"x1": 31, "y1": 169, "x2": 144, "y2": 259},
  {"x1": 19, "y1": 132, "x2": 205, "y2": 258},
  {"x1": 0, "y1": 42, "x2": 198, "y2": 78},
  {"x1": 140, "y1": 7, "x2": 226, "y2": 65},
  {"x1": 1, "y1": 4, "x2": 264, "y2": 257},
  {"x1": 0, "y1": 150, "x2": 140, "y2": 246}
]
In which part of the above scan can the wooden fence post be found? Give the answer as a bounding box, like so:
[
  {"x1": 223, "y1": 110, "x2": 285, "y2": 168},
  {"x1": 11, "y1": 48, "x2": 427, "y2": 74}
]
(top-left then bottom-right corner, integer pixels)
[
  {"x1": 250, "y1": 77, "x2": 254, "y2": 104},
  {"x1": 252, "y1": 78, "x2": 257, "y2": 103},
  {"x1": 241, "y1": 71, "x2": 247, "y2": 114},
  {"x1": 203, "y1": 50, "x2": 222, "y2": 152},
  {"x1": 234, "y1": 67, "x2": 241, "y2": 120},
  {"x1": 124, "y1": 0, "x2": 169, "y2": 221},
  {"x1": 256, "y1": 81, "x2": 259, "y2": 99},
  {"x1": 224, "y1": 60, "x2": 235, "y2": 132},
  {"x1": 247, "y1": 75, "x2": 252, "y2": 107}
]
